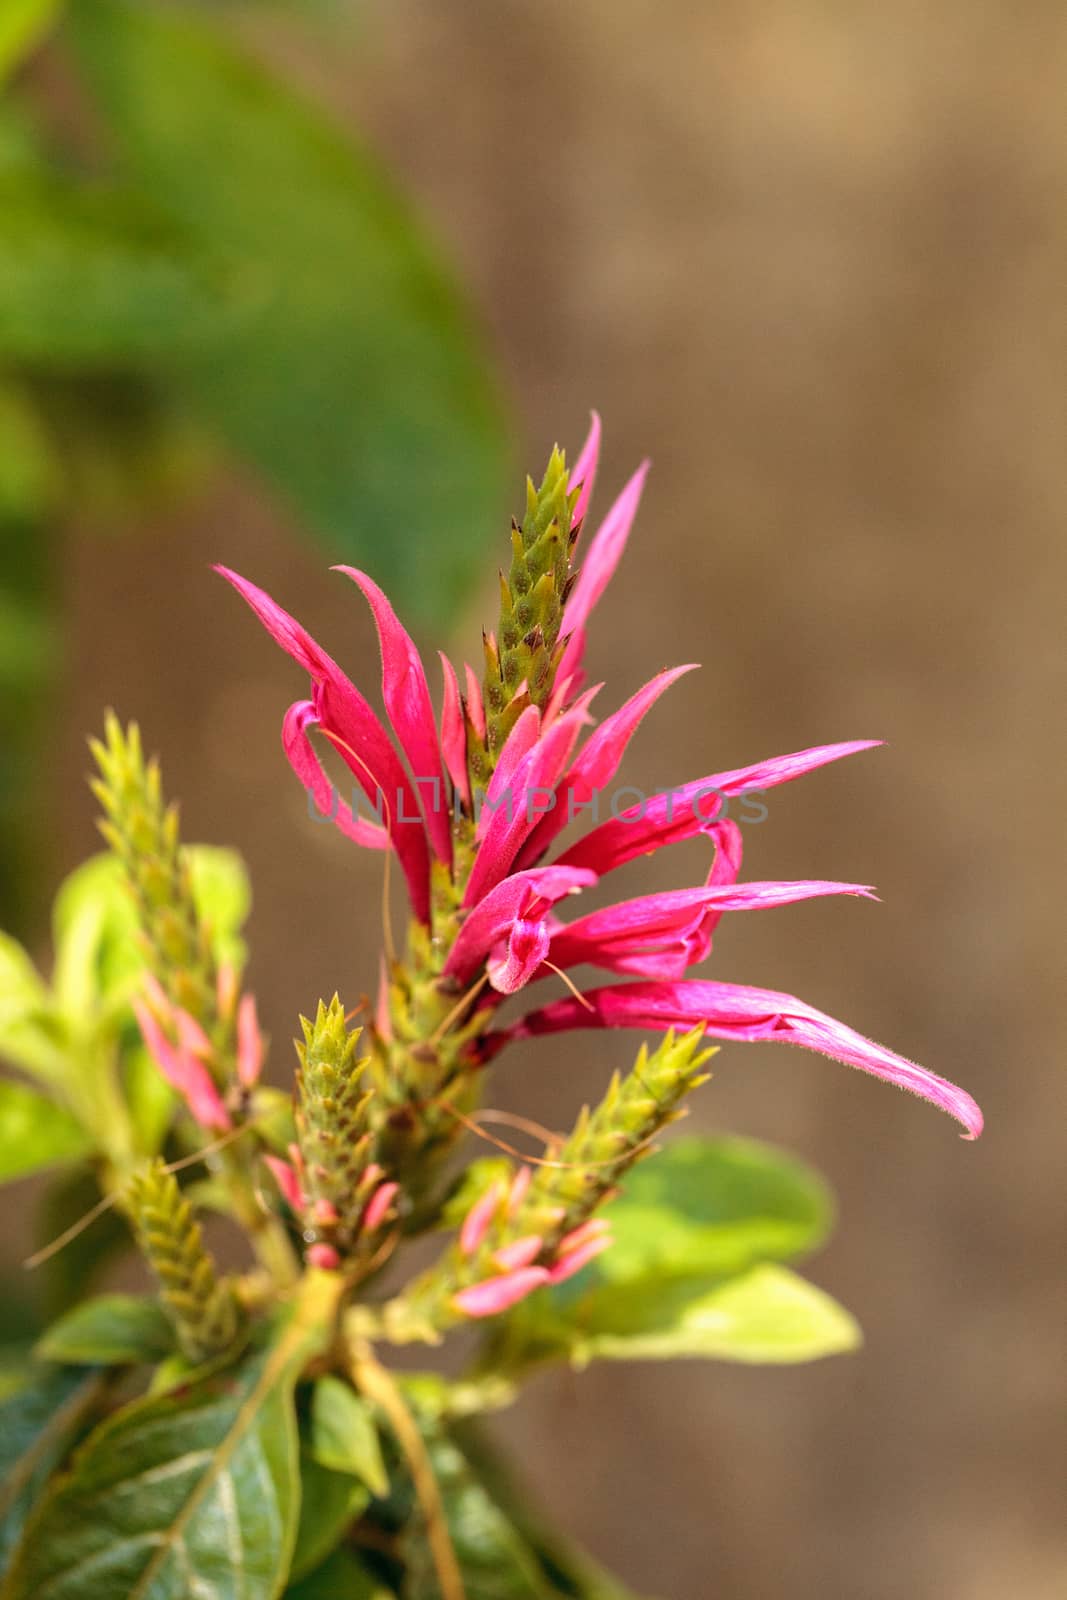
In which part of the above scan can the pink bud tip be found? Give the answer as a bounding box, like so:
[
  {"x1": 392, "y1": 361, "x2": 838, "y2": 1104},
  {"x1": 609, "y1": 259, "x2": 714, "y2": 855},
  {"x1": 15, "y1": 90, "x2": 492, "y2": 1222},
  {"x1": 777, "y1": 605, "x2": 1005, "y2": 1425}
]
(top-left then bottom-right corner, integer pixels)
[
  {"x1": 313, "y1": 1197, "x2": 340, "y2": 1225},
  {"x1": 174, "y1": 1007, "x2": 214, "y2": 1062},
  {"x1": 459, "y1": 1180, "x2": 504, "y2": 1257},
  {"x1": 307, "y1": 1243, "x2": 342, "y2": 1270},
  {"x1": 453, "y1": 1266, "x2": 551, "y2": 1318},
  {"x1": 491, "y1": 1235, "x2": 544, "y2": 1272},
  {"x1": 507, "y1": 1164, "x2": 533, "y2": 1215},
  {"x1": 363, "y1": 1180, "x2": 400, "y2": 1232},
  {"x1": 557, "y1": 1218, "x2": 612, "y2": 1256},
  {"x1": 548, "y1": 1232, "x2": 613, "y2": 1285},
  {"x1": 264, "y1": 1155, "x2": 305, "y2": 1213},
  {"x1": 236, "y1": 993, "x2": 263, "y2": 1087}
]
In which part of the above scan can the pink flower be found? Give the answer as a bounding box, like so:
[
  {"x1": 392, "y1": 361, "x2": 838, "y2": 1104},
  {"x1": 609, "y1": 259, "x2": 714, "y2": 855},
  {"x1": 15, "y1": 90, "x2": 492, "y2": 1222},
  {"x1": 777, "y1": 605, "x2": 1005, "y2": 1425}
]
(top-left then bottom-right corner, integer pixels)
[
  {"x1": 133, "y1": 992, "x2": 230, "y2": 1133},
  {"x1": 221, "y1": 417, "x2": 982, "y2": 1141},
  {"x1": 236, "y1": 993, "x2": 263, "y2": 1088}
]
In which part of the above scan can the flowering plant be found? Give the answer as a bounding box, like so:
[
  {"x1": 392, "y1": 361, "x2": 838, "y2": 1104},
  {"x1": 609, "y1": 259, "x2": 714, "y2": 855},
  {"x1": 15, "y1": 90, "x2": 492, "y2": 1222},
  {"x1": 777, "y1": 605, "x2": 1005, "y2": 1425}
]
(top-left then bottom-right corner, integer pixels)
[{"x1": 0, "y1": 421, "x2": 979, "y2": 1599}]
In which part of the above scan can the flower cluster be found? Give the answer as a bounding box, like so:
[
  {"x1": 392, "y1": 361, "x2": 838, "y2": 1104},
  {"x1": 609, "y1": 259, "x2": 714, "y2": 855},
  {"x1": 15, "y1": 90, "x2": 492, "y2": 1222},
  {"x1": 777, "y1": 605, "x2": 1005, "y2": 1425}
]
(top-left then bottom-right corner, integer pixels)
[{"x1": 219, "y1": 415, "x2": 981, "y2": 1212}]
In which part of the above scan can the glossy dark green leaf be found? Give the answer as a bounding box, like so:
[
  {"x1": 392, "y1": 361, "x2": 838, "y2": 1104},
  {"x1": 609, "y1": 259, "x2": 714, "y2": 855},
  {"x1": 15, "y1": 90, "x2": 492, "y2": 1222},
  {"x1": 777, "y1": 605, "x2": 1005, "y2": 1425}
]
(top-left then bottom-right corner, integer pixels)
[
  {"x1": 309, "y1": 1376, "x2": 388, "y2": 1496},
  {"x1": 67, "y1": 0, "x2": 509, "y2": 624},
  {"x1": 0, "y1": 1364, "x2": 103, "y2": 1574},
  {"x1": 288, "y1": 1452, "x2": 368, "y2": 1584},
  {"x1": 285, "y1": 1547, "x2": 388, "y2": 1599},
  {"x1": 4, "y1": 1290, "x2": 333, "y2": 1600},
  {"x1": 34, "y1": 1295, "x2": 175, "y2": 1367},
  {"x1": 0, "y1": 1079, "x2": 91, "y2": 1182}
]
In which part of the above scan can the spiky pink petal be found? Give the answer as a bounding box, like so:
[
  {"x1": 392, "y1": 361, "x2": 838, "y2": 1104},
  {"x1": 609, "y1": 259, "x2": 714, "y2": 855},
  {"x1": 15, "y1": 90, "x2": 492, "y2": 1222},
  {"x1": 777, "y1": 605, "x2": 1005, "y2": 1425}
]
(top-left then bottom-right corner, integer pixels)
[
  {"x1": 460, "y1": 1180, "x2": 504, "y2": 1257},
  {"x1": 476, "y1": 705, "x2": 543, "y2": 837},
  {"x1": 335, "y1": 567, "x2": 452, "y2": 866},
  {"x1": 264, "y1": 1154, "x2": 305, "y2": 1212},
  {"x1": 504, "y1": 980, "x2": 983, "y2": 1139},
  {"x1": 557, "y1": 461, "x2": 650, "y2": 684},
  {"x1": 549, "y1": 877, "x2": 877, "y2": 980},
  {"x1": 463, "y1": 705, "x2": 593, "y2": 908},
  {"x1": 173, "y1": 1007, "x2": 214, "y2": 1062},
  {"x1": 236, "y1": 993, "x2": 263, "y2": 1087},
  {"x1": 518, "y1": 664, "x2": 699, "y2": 866},
  {"x1": 492, "y1": 1235, "x2": 545, "y2": 1272},
  {"x1": 571, "y1": 410, "x2": 602, "y2": 527},
  {"x1": 438, "y1": 653, "x2": 471, "y2": 809},
  {"x1": 453, "y1": 1266, "x2": 551, "y2": 1318},
  {"x1": 507, "y1": 1165, "x2": 533, "y2": 1214},
  {"x1": 464, "y1": 663, "x2": 486, "y2": 740},
  {"x1": 558, "y1": 740, "x2": 884, "y2": 878}
]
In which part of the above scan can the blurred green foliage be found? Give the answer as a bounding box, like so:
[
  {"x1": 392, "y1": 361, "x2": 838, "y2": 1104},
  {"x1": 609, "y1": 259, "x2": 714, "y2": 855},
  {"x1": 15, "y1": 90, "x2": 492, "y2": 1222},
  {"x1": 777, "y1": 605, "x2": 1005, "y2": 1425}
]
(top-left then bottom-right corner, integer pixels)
[{"x1": 0, "y1": 0, "x2": 509, "y2": 927}]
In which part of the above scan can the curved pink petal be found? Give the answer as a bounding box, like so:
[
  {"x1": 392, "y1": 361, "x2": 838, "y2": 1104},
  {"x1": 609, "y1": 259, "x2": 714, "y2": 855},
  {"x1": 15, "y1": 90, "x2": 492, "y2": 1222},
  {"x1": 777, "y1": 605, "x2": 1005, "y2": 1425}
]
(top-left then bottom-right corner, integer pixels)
[
  {"x1": 464, "y1": 664, "x2": 486, "y2": 740},
  {"x1": 548, "y1": 1232, "x2": 613, "y2": 1283},
  {"x1": 557, "y1": 461, "x2": 650, "y2": 684},
  {"x1": 549, "y1": 876, "x2": 876, "y2": 979},
  {"x1": 363, "y1": 1180, "x2": 400, "y2": 1232},
  {"x1": 219, "y1": 569, "x2": 431, "y2": 921},
  {"x1": 133, "y1": 999, "x2": 231, "y2": 1132},
  {"x1": 558, "y1": 740, "x2": 883, "y2": 878},
  {"x1": 283, "y1": 702, "x2": 391, "y2": 851},
  {"x1": 264, "y1": 1154, "x2": 305, "y2": 1213},
  {"x1": 438, "y1": 653, "x2": 471, "y2": 809},
  {"x1": 492, "y1": 1235, "x2": 545, "y2": 1272},
  {"x1": 477, "y1": 704, "x2": 542, "y2": 837},
  {"x1": 335, "y1": 567, "x2": 452, "y2": 866},
  {"x1": 505, "y1": 980, "x2": 982, "y2": 1139},
  {"x1": 460, "y1": 1180, "x2": 504, "y2": 1257},
  {"x1": 571, "y1": 410, "x2": 602, "y2": 527},
  {"x1": 445, "y1": 864, "x2": 597, "y2": 985},
  {"x1": 487, "y1": 918, "x2": 552, "y2": 994}
]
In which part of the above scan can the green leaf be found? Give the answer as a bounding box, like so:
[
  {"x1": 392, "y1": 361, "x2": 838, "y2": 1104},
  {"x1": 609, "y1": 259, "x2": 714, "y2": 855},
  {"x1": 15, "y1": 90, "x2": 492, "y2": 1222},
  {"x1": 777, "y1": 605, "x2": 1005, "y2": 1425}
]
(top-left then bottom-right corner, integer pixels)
[
  {"x1": 288, "y1": 1453, "x2": 368, "y2": 1584},
  {"x1": 4, "y1": 1278, "x2": 339, "y2": 1600},
  {"x1": 0, "y1": 171, "x2": 248, "y2": 366},
  {"x1": 285, "y1": 1548, "x2": 388, "y2": 1600},
  {"x1": 67, "y1": 0, "x2": 509, "y2": 625},
  {"x1": 35, "y1": 1295, "x2": 175, "y2": 1367},
  {"x1": 0, "y1": 933, "x2": 47, "y2": 1033},
  {"x1": 0, "y1": 0, "x2": 62, "y2": 84},
  {"x1": 309, "y1": 1376, "x2": 388, "y2": 1496},
  {"x1": 186, "y1": 844, "x2": 251, "y2": 971},
  {"x1": 0, "y1": 1365, "x2": 103, "y2": 1575},
  {"x1": 537, "y1": 1264, "x2": 861, "y2": 1367},
  {"x1": 51, "y1": 853, "x2": 141, "y2": 1019},
  {"x1": 599, "y1": 1135, "x2": 834, "y2": 1284},
  {"x1": 0, "y1": 1079, "x2": 91, "y2": 1182}
]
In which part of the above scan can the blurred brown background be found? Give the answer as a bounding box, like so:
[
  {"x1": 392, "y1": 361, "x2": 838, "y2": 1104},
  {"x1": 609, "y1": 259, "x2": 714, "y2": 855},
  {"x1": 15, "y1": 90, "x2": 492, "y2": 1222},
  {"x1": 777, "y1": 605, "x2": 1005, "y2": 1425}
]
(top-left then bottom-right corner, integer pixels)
[{"x1": 33, "y1": 2, "x2": 1067, "y2": 1596}]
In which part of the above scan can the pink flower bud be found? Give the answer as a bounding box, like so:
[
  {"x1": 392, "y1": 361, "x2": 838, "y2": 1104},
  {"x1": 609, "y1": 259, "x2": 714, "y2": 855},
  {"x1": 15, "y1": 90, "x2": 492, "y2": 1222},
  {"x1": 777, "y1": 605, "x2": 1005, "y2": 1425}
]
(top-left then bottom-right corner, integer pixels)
[
  {"x1": 453, "y1": 1266, "x2": 550, "y2": 1318},
  {"x1": 492, "y1": 1235, "x2": 543, "y2": 1272},
  {"x1": 548, "y1": 1232, "x2": 612, "y2": 1285},
  {"x1": 264, "y1": 1155, "x2": 305, "y2": 1213},
  {"x1": 363, "y1": 1180, "x2": 399, "y2": 1232},
  {"x1": 507, "y1": 1164, "x2": 533, "y2": 1215},
  {"x1": 236, "y1": 993, "x2": 263, "y2": 1087},
  {"x1": 459, "y1": 1181, "x2": 503, "y2": 1257},
  {"x1": 133, "y1": 998, "x2": 231, "y2": 1133},
  {"x1": 307, "y1": 1243, "x2": 341, "y2": 1270},
  {"x1": 174, "y1": 1008, "x2": 215, "y2": 1061}
]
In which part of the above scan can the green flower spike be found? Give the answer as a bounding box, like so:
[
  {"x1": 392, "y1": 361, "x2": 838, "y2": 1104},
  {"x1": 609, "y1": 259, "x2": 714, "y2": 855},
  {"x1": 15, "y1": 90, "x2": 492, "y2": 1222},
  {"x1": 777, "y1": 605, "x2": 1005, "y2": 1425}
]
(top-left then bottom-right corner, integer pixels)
[{"x1": 124, "y1": 1159, "x2": 240, "y2": 1364}]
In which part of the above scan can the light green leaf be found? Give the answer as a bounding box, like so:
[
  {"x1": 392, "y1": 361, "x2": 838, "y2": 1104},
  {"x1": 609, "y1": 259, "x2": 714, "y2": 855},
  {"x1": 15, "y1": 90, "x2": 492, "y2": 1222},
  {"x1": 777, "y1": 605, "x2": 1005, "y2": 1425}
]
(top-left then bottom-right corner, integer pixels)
[
  {"x1": 0, "y1": 0, "x2": 61, "y2": 84},
  {"x1": 600, "y1": 1135, "x2": 834, "y2": 1284},
  {"x1": 51, "y1": 853, "x2": 141, "y2": 1019},
  {"x1": 309, "y1": 1376, "x2": 388, "y2": 1496},
  {"x1": 4, "y1": 1280, "x2": 338, "y2": 1599},
  {"x1": 0, "y1": 1365, "x2": 103, "y2": 1574},
  {"x1": 187, "y1": 845, "x2": 251, "y2": 972},
  {"x1": 547, "y1": 1264, "x2": 861, "y2": 1367},
  {"x1": 0, "y1": 1079, "x2": 91, "y2": 1182},
  {"x1": 68, "y1": 0, "x2": 509, "y2": 625},
  {"x1": 35, "y1": 1295, "x2": 175, "y2": 1367},
  {"x1": 0, "y1": 933, "x2": 46, "y2": 1030},
  {"x1": 288, "y1": 1453, "x2": 368, "y2": 1584}
]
